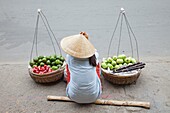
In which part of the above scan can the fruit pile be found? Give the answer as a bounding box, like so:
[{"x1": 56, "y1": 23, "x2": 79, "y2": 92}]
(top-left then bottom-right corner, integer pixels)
[
  {"x1": 29, "y1": 54, "x2": 65, "y2": 74},
  {"x1": 101, "y1": 54, "x2": 137, "y2": 70}
]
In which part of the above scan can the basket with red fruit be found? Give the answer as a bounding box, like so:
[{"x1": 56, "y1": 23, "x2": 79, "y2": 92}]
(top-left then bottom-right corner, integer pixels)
[
  {"x1": 28, "y1": 55, "x2": 65, "y2": 83},
  {"x1": 28, "y1": 9, "x2": 65, "y2": 83}
]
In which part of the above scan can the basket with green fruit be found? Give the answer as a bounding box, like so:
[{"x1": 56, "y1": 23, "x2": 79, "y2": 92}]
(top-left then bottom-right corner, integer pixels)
[
  {"x1": 101, "y1": 8, "x2": 146, "y2": 85},
  {"x1": 101, "y1": 54, "x2": 145, "y2": 85},
  {"x1": 28, "y1": 9, "x2": 65, "y2": 83}
]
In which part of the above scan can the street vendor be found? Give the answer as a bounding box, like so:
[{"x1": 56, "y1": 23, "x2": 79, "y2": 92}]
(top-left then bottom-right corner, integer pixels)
[{"x1": 60, "y1": 32, "x2": 102, "y2": 103}]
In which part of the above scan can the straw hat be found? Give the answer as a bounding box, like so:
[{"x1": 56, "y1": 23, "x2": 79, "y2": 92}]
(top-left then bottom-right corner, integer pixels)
[{"x1": 60, "y1": 34, "x2": 95, "y2": 58}]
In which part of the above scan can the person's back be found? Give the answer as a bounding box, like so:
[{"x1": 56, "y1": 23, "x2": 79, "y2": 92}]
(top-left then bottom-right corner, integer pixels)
[
  {"x1": 60, "y1": 32, "x2": 102, "y2": 103},
  {"x1": 66, "y1": 53, "x2": 101, "y2": 103}
]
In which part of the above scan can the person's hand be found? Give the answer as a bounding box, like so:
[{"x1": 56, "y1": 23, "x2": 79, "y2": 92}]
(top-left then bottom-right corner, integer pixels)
[{"x1": 80, "y1": 31, "x2": 88, "y2": 39}]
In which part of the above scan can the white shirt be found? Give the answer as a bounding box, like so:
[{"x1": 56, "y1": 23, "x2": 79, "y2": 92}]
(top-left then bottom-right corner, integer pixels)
[{"x1": 66, "y1": 52, "x2": 102, "y2": 103}]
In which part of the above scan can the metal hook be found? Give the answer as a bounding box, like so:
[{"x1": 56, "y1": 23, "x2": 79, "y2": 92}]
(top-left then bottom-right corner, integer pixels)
[
  {"x1": 120, "y1": 8, "x2": 125, "y2": 14},
  {"x1": 37, "y1": 9, "x2": 41, "y2": 13}
]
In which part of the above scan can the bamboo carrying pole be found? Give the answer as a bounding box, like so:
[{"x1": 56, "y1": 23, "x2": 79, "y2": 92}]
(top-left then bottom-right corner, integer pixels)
[{"x1": 47, "y1": 96, "x2": 150, "y2": 109}]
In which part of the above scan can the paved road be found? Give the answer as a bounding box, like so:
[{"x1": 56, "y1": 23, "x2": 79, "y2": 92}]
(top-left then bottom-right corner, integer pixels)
[
  {"x1": 0, "y1": 0, "x2": 170, "y2": 63},
  {"x1": 1, "y1": 59, "x2": 170, "y2": 113},
  {"x1": 0, "y1": 0, "x2": 170, "y2": 113}
]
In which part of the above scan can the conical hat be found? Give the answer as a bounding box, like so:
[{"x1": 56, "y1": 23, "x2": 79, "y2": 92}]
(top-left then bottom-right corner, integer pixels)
[{"x1": 60, "y1": 34, "x2": 95, "y2": 58}]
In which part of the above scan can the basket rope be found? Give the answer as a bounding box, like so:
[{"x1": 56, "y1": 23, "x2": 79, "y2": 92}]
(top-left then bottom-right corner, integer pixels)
[
  {"x1": 117, "y1": 13, "x2": 124, "y2": 56},
  {"x1": 30, "y1": 9, "x2": 62, "y2": 61},
  {"x1": 40, "y1": 11, "x2": 62, "y2": 56},
  {"x1": 30, "y1": 14, "x2": 39, "y2": 61},
  {"x1": 107, "y1": 12, "x2": 121, "y2": 58},
  {"x1": 124, "y1": 14, "x2": 139, "y2": 61},
  {"x1": 107, "y1": 8, "x2": 139, "y2": 61}
]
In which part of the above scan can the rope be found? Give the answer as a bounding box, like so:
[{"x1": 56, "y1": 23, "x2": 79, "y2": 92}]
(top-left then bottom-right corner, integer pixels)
[
  {"x1": 124, "y1": 14, "x2": 139, "y2": 61},
  {"x1": 107, "y1": 12, "x2": 121, "y2": 57},
  {"x1": 117, "y1": 13, "x2": 123, "y2": 56},
  {"x1": 30, "y1": 14, "x2": 39, "y2": 61},
  {"x1": 41, "y1": 11, "x2": 62, "y2": 55},
  {"x1": 35, "y1": 15, "x2": 39, "y2": 57},
  {"x1": 30, "y1": 10, "x2": 62, "y2": 62},
  {"x1": 108, "y1": 9, "x2": 139, "y2": 61},
  {"x1": 39, "y1": 13, "x2": 57, "y2": 55},
  {"x1": 123, "y1": 13, "x2": 134, "y2": 57}
]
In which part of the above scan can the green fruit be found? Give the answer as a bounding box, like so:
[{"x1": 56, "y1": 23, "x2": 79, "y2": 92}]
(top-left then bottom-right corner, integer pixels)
[
  {"x1": 53, "y1": 54, "x2": 57, "y2": 58},
  {"x1": 107, "y1": 63, "x2": 114, "y2": 70},
  {"x1": 131, "y1": 58, "x2": 137, "y2": 64},
  {"x1": 60, "y1": 56, "x2": 65, "y2": 62},
  {"x1": 111, "y1": 60, "x2": 117, "y2": 66},
  {"x1": 46, "y1": 60, "x2": 51, "y2": 65},
  {"x1": 115, "y1": 65, "x2": 120, "y2": 70},
  {"x1": 29, "y1": 61, "x2": 34, "y2": 67},
  {"x1": 123, "y1": 63, "x2": 128, "y2": 66},
  {"x1": 51, "y1": 61, "x2": 56, "y2": 66},
  {"x1": 112, "y1": 56, "x2": 117, "y2": 61},
  {"x1": 33, "y1": 57, "x2": 38, "y2": 62},
  {"x1": 124, "y1": 58, "x2": 131, "y2": 64},
  {"x1": 118, "y1": 54, "x2": 126, "y2": 59},
  {"x1": 47, "y1": 65, "x2": 51, "y2": 67},
  {"x1": 101, "y1": 62, "x2": 108, "y2": 69},
  {"x1": 33, "y1": 65, "x2": 37, "y2": 68},
  {"x1": 38, "y1": 55, "x2": 44, "y2": 60},
  {"x1": 35, "y1": 62, "x2": 39, "y2": 66},
  {"x1": 119, "y1": 64, "x2": 123, "y2": 67},
  {"x1": 128, "y1": 63, "x2": 133, "y2": 65},
  {"x1": 38, "y1": 59, "x2": 42, "y2": 64},
  {"x1": 50, "y1": 57, "x2": 56, "y2": 62},
  {"x1": 46, "y1": 56, "x2": 50, "y2": 60},
  {"x1": 55, "y1": 59, "x2": 61, "y2": 65},
  {"x1": 59, "y1": 60, "x2": 63, "y2": 65},
  {"x1": 107, "y1": 57, "x2": 113, "y2": 63},
  {"x1": 102, "y1": 59, "x2": 108, "y2": 63},
  {"x1": 42, "y1": 57, "x2": 47, "y2": 63},
  {"x1": 52, "y1": 66, "x2": 58, "y2": 70},
  {"x1": 129, "y1": 57, "x2": 132, "y2": 61},
  {"x1": 40, "y1": 62, "x2": 45, "y2": 66},
  {"x1": 57, "y1": 64, "x2": 62, "y2": 68},
  {"x1": 56, "y1": 55, "x2": 61, "y2": 59},
  {"x1": 116, "y1": 59, "x2": 124, "y2": 64}
]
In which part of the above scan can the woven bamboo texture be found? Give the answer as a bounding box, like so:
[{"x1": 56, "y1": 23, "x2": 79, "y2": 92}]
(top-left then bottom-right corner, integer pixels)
[
  {"x1": 102, "y1": 69, "x2": 141, "y2": 85},
  {"x1": 29, "y1": 67, "x2": 64, "y2": 83}
]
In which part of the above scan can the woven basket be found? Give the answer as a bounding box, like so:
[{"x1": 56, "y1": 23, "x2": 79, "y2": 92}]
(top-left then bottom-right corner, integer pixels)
[
  {"x1": 28, "y1": 67, "x2": 64, "y2": 83},
  {"x1": 102, "y1": 69, "x2": 141, "y2": 85}
]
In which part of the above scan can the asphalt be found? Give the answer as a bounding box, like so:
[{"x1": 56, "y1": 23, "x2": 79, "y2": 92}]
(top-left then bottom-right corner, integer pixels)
[
  {"x1": 0, "y1": 0, "x2": 170, "y2": 113},
  {"x1": 1, "y1": 57, "x2": 170, "y2": 113}
]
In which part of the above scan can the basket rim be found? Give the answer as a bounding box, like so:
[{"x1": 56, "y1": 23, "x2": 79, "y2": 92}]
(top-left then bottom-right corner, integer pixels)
[{"x1": 101, "y1": 68, "x2": 141, "y2": 77}]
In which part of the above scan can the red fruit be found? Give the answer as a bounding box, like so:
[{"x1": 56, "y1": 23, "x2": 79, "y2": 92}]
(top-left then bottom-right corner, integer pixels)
[
  {"x1": 33, "y1": 68, "x2": 37, "y2": 73},
  {"x1": 44, "y1": 65, "x2": 47, "y2": 69},
  {"x1": 35, "y1": 70, "x2": 40, "y2": 74},
  {"x1": 34, "y1": 66, "x2": 38, "y2": 70},
  {"x1": 43, "y1": 70, "x2": 48, "y2": 73},
  {"x1": 46, "y1": 67, "x2": 50, "y2": 71},
  {"x1": 48, "y1": 68, "x2": 53, "y2": 72},
  {"x1": 38, "y1": 66, "x2": 41, "y2": 71},
  {"x1": 40, "y1": 67, "x2": 45, "y2": 71}
]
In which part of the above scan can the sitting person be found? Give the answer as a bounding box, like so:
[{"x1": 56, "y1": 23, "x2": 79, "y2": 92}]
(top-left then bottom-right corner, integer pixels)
[{"x1": 60, "y1": 32, "x2": 102, "y2": 103}]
